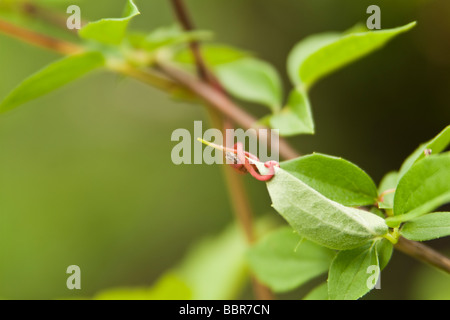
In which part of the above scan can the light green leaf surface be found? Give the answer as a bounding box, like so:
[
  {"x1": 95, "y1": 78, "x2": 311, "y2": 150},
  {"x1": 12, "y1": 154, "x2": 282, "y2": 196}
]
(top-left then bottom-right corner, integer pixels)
[
  {"x1": 388, "y1": 153, "x2": 450, "y2": 226},
  {"x1": 267, "y1": 88, "x2": 314, "y2": 136},
  {"x1": 214, "y1": 58, "x2": 283, "y2": 112},
  {"x1": 174, "y1": 44, "x2": 251, "y2": 66},
  {"x1": 0, "y1": 52, "x2": 105, "y2": 113},
  {"x1": 378, "y1": 171, "x2": 399, "y2": 209},
  {"x1": 281, "y1": 153, "x2": 378, "y2": 206},
  {"x1": 400, "y1": 212, "x2": 450, "y2": 241},
  {"x1": 247, "y1": 227, "x2": 335, "y2": 293},
  {"x1": 328, "y1": 242, "x2": 379, "y2": 300},
  {"x1": 398, "y1": 125, "x2": 450, "y2": 178},
  {"x1": 92, "y1": 223, "x2": 250, "y2": 300},
  {"x1": 287, "y1": 32, "x2": 341, "y2": 86},
  {"x1": 258, "y1": 165, "x2": 389, "y2": 250},
  {"x1": 79, "y1": 0, "x2": 140, "y2": 45},
  {"x1": 94, "y1": 273, "x2": 191, "y2": 300},
  {"x1": 175, "y1": 224, "x2": 249, "y2": 300},
  {"x1": 288, "y1": 22, "x2": 416, "y2": 90}
]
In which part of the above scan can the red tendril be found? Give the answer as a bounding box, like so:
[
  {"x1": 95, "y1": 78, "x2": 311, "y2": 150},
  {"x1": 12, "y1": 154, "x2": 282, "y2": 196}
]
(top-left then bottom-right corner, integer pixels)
[{"x1": 230, "y1": 142, "x2": 279, "y2": 181}]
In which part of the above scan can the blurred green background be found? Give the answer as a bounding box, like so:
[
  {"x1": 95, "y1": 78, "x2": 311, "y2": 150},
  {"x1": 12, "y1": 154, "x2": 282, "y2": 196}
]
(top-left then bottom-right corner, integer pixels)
[{"x1": 0, "y1": 0, "x2": 449, "y2": 299}]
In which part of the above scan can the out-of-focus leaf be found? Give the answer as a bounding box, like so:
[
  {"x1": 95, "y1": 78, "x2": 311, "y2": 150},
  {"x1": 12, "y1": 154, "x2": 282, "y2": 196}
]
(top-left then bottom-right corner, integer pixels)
[
  {"x1": 174, "y1": 44, "x2": 251, "y2": 66},
  {"x1": 398, "y1": 125, "x2": 450, "y2": 178},
  {"x1": 175, "y1": 224, "x2": 249, "y2": 300},
  {"x1": 129, "y1": 25, "x2": 213, "y2": 51},
  {"x1": 388, "y1": 153, "x2": 450, "y2": 227},
  {"x1": 79, "y1": 0, "x2": 140, "y2": 45},
  {"x1": 94, "y1": 273, "x2": 191, "y2": 300},
  {"x1": 214, "y1": 58, "x2": 283, "y2": 112},
  {"x1": 0, "y1": 52, "x2": 105, "y2": 113},
  {"x1": 266, "y1": 88, "x2": 314, "y2": 136},
  {"x1": 288, "y1": 22, "x2": 416, "y2": 90},
  {"x1": 247, "y1": 227, "x2": 335, "y2": 292},
  {"x1": 281, "y1": 153, "x2": 378, "y2": 206},
  {"x1": 400, "y1": 212, "x2": 450, "y2": 241}
]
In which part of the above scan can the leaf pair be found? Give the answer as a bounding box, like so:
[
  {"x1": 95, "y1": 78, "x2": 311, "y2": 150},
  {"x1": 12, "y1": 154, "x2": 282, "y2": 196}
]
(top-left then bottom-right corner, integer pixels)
[
  {"x1": 382, "y1": 126, "x2": 450, "y2": 234},
  {"x1": 212, "y1": 22, "x2": 416, "y2": 137},
  {"x1": 247, "y1": 227, "x2": 335, "y2": 293},
  {"x1": 388, "y1": 152, "x2": 450, "y2": 240},
  {"x1": 248, "y1": 227, "x2": 393, "y2": 300},
  {"x1": 366, "y1": 125, "x2": 450, "y2": 241}
]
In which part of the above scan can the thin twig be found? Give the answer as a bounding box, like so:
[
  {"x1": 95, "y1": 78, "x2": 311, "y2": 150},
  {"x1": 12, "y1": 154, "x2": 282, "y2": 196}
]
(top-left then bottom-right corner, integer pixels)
[
  {"x1": 170, "y1": 0, "x2": 211, "y2": 83},
  {"x1": 395, "y1": 237, "x2": 450, "y2": 274},
  {"x1": 0, "y1": 19, "x2": 81, "y2": 55},
  {"x1": 19, "y1": 1, "x2": 85, "y2": 34}
]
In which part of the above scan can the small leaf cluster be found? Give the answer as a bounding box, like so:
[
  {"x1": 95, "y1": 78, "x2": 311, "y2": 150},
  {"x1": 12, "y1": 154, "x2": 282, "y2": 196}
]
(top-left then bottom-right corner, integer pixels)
[
  {"x1": 249, "y1": 125, "x2": 450, "y2": 300},
  {"x1": 212, "y1": 22, "x2": 416, "y2": 136}
]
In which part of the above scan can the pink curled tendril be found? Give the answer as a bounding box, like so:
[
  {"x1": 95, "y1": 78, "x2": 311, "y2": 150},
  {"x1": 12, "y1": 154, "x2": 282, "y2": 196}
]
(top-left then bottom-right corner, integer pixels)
[{"x1": 231, "y1": 142, "x2": 279, "y2": 182}]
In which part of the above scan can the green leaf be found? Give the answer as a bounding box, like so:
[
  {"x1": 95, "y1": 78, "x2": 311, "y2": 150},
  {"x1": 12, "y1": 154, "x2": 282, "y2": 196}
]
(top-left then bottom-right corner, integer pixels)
[
  {"x1": 214, "y1": 57, "x2": 283, "y2": 112},
  {"x1": 398, "y1": 125, "x2": 450, "y2": 179},
  {"x1": 257, "y1": 164, "x2": 389, "y2": 250},
  {"x1": 287, "y1": 32, "x2": 341, "y2": 86},
  {"x1": 400, "y1": 212, "x2": 450, "y2": 241},
  {"x1": 174, "y1": 44, "x2": 251, "y2": 66},
  {"x1": 0, "y1": 52, "x2": 105, "y2": 113},
  {"x1": 131, "y1": 25, "x2": 213, "y2": 52},
  {"x1": 94, "y1": 273, "x2": 191, "y2": 300},
  {"x1": 247, "y1": 227, "x2": 335, "y2": 293},
  {"x1": 303, "y1": 282, "x2": 328, "y2": 300},
  {"x1": 378, "y1": 171, "x2": 399, "y2": 209},
  {"x1": 388, "y1": 153, "x2": 450, "y2": 227},
  {"x1": 288, "y1": 22, "x2": 416, "y2": 90},
  {"x1": 328, "y1": 242, "x2": 379, "y2": 300},
  {"x1": 266, "y1": 88, "x2": 315, "y2": 136},
  {"x1": 175, "y1": 224, "x2": 249, "y2": 300},
  {"x1": 79, "y1": 0, "x2": 140, "y2": 45},
  {"x1": 280, "y1": 153, "x2": 378, "y2": 206},
  {"x1": 376, "y1": 239, "x2": 393, "y2": 270}
]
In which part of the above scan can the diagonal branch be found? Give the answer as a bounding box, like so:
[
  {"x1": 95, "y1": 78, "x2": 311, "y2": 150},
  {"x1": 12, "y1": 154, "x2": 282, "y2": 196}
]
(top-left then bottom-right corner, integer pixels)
[
  {"x1": 156, "y1": 61, "x2": 301, "y2": 160},
  {"x1": 395, "y1": 237, "x2": 450, "y2": 273},
  {"x1": 0, "y1": 19, "x2": 81, "y2": 55},
  {"x1": 19, "y1": 1, "x2": 85, "y2": 33}
]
